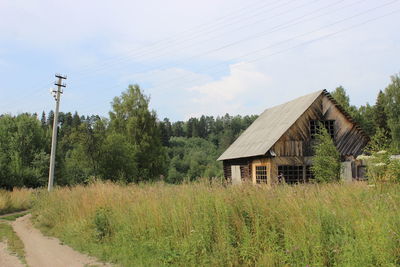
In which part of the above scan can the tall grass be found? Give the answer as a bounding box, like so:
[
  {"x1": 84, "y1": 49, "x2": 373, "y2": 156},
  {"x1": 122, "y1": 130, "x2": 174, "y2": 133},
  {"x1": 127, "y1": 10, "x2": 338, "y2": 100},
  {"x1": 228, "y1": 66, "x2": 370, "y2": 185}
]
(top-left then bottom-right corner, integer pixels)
[
  {"x1": 32, "y1": 181, "x2": 400, "y2": 266},
  {"x1": 0, "y1": 188, "x2": 33, "y2": 215}
]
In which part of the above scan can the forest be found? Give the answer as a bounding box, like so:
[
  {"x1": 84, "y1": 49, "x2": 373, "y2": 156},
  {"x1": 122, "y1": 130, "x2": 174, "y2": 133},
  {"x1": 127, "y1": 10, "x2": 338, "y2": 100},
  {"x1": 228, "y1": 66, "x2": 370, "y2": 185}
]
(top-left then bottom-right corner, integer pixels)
[{"x1": 0, "y1": 73, "x2": 399, "y2": 189}]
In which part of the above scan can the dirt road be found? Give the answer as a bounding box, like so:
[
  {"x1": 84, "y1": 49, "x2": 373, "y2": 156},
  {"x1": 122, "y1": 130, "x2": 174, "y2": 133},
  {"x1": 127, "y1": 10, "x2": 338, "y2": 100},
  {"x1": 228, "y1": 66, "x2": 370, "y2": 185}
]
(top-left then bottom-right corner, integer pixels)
[
  {"x1": 12, "y1": 214, "x2": 111, "y2": 267},
  {"x1": 0, "y1": 242, "x2": 24, "y2": 267}
]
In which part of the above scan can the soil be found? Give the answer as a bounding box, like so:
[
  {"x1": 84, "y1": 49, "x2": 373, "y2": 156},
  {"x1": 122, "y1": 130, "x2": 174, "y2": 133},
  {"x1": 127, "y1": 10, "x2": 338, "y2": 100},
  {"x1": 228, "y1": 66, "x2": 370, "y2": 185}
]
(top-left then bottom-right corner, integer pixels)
[
  {"x1": 12, "y1": 214, "x2": 112, "y2": 267},
  {"x1": 0, "y1": 241, "x2": 24, "y2": 267}
]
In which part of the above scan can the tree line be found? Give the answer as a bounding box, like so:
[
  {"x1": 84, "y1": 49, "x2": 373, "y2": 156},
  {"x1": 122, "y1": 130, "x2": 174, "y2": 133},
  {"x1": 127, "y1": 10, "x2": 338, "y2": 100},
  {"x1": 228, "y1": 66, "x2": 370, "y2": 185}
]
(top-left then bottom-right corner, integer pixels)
[
  {"x1": 0, "y1": 84, "x2": 256, "y2": 188},
  {"x1": 0, "y1": 74, "x2": 399, "y2": 188}
]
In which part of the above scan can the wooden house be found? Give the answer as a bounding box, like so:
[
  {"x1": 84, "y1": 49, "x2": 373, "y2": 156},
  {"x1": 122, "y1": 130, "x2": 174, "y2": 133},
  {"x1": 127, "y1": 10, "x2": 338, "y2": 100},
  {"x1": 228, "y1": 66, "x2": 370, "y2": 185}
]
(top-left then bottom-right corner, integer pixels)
[{"x1": 217, "y1": 90, "x2": 369, "y2": 185}]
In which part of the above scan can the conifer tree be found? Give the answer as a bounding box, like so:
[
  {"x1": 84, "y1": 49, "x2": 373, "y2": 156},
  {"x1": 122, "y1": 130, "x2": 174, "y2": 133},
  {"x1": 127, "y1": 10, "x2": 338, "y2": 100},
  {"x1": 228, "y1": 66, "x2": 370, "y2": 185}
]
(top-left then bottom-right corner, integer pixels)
[
  {"x1": 384, "y1": 74, "x2": 400, "y2": 152},
  {"x1": 331, "y1": 86, "x2": 351, "y2": 111},
  {"x1": 311, "y1": 125, "x2": 341, "y2": 183},
  {"x1": 374, "y1": 90, "x2": 389, "y2": 134}
]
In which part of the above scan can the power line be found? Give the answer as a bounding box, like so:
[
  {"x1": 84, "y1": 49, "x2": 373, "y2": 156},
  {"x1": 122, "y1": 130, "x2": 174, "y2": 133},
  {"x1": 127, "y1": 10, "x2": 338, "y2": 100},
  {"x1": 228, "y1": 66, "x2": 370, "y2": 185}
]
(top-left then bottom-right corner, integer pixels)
[
  {"x1": 4, "y1": 0, "x2": 276, "y2": 99},
  {"x1": 76, "y1": 5, "x2": 400, "y2": 114},
  {"x1": 63, "y1": 0, "x2": 348, "y2": 90},
  {"x1": 14, "y1": 0, "x2": 339, "y2": 95},
  {"x1": 81, "y1": 0, "x2": 354, "y2": 80},
  {"x1": 73, "y1": 0, "x2": 294, "y2": 76},
  {"x1": 73, "y1": 0, "x2": 325, "y2": 79},
  {"x1": 144, "y1": 0, "x2": 400, "y2": 90},
  {"x1": 3, "y1": 1, "x2": 399, "y2": 117},
  {"x1": 17, "y1": 0, "x2": 291, "y2": 95}
]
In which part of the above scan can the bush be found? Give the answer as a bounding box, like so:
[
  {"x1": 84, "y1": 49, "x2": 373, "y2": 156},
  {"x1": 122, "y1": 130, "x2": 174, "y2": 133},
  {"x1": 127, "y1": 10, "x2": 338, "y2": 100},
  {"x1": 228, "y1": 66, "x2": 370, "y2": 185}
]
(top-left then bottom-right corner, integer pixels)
[
  {"x1": 311, "y1": 126, "x2": 341, "y2": 182},
  {"x1": 93, "y1": 207, "x2": 114, "y2": 241}
]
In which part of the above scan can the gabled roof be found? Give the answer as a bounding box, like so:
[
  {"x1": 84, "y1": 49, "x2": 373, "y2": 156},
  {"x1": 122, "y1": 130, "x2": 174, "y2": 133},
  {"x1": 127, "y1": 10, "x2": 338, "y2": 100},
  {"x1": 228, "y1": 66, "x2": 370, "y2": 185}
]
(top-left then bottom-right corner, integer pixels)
[
  {"x1": 218, "y1": 89, "x2": 370, "y2": 161},
  {"x1": 218, "y1": 90, "x2": 324, "y2": 161}
]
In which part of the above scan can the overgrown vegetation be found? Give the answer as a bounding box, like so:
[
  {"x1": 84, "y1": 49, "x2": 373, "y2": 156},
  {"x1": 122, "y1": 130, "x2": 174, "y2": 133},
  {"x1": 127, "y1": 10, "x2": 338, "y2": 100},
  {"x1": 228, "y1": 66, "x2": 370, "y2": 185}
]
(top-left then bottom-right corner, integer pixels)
[
  {"x1": 32, "y1": 181, "x2": 400, "y2": 266},
  {"x1": 359, "y1": 150, "x2": 400, "y2": 183},
  {"x1": 0, "y1": 189, "x2": 33, "y2": 215}
]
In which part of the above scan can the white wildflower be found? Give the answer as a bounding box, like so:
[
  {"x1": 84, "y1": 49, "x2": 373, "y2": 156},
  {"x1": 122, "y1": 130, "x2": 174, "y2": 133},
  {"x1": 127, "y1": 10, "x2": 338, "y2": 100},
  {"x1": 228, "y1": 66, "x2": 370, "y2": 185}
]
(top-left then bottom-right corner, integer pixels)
[
  {"x1": 357, "y1": 155, "x2": 371, "y2": 160},
  {"x1": 390, "y1": 155, "x2": 400, "y2": 161}
]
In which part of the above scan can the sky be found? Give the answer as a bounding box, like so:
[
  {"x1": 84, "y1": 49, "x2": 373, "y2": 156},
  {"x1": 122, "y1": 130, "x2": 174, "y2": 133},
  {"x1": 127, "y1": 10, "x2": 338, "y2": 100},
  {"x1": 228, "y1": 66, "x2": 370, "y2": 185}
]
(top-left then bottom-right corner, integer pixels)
[{"x1": 0, "y1": 0, "x2": 399, "y2": 121}]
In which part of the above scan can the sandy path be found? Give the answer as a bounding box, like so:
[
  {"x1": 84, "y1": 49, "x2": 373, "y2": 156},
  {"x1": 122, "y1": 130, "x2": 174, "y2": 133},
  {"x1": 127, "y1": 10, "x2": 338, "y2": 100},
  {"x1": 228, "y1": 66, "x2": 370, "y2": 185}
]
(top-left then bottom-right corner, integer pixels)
[
  {"x1": 0, "y1": 242, "x2": 24, "y2": 267},
  {"x1": 12, "y1": 214, "x2": 111, "y2": 267}
]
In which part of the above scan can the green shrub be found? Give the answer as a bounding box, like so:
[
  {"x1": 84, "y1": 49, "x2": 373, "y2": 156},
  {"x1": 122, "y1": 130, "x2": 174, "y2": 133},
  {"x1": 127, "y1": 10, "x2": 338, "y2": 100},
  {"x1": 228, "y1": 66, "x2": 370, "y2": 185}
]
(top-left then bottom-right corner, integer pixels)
[
  {"x1": 387, "y1": 158, "x2": 400, "y2": 182},
  {"x1": 93, "y1": 207, "x2": 113, "y2": 241},
  {"x1": 311, "y1": 125, "x2": 341, "y2": 182}
]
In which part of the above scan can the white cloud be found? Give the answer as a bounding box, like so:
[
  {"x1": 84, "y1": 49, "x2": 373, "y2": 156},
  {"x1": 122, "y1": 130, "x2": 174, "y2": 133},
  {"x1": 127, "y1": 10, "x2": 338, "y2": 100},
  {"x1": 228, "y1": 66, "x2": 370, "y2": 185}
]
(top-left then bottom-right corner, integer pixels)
[
  {"x1": 116, "y1": 67, "x2": 213, "y2": 119},
  {"x1": 125, "y1": 67, "x2": 212, "y2": 88},
  {"x1": 184, "y1": 62, "x2": 271, "y2": 118}
]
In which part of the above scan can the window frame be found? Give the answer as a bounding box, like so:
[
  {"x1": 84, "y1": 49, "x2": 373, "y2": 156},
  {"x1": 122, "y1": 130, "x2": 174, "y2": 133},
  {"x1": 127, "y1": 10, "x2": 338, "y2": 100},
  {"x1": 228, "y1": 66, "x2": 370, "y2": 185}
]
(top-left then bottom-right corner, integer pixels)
[
  {"x1": 255, "y1": 165, "x2": 268, "y2": 184},
  {"x1": 310, "y1": 120, "x2": 335, "y2": 140},
  {"x1": 278, "y1": 165, "x2": 305, "y2": 184}
]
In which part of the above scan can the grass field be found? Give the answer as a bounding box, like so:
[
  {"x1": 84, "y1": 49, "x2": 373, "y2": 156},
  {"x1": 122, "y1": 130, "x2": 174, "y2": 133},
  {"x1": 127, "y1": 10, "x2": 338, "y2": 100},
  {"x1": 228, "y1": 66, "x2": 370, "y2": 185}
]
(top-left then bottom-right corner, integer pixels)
[
  {"x1": 29, "y1": 181, "x2": 400, "y2": 266},
  {"x1": 0, "y1": 189, "x2": 33, "y2": 215}
]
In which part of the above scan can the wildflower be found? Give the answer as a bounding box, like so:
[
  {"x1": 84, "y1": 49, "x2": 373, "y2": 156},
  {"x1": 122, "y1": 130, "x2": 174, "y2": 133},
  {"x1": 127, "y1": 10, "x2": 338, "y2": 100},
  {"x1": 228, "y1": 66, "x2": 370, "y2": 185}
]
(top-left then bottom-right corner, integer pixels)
[
  {"x1": 377, "y1": 150, "x2": 387, "y2": 154},
  {"x1": 390, "y1": 155, "x2": 400, "y2": 161},
  {"x1": 374, "y1": 162, "x2": 386, "y2": 166},
  {"x1": 357, "y1": 155, "x2": 371, "y2": 160}
]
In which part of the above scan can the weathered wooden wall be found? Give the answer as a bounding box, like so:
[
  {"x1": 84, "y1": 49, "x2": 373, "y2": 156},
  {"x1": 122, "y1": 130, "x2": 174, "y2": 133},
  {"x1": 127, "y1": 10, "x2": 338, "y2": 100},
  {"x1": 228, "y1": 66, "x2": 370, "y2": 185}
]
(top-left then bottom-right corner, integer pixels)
[
  {"x1": 223, "y1": 158, "x2": 252, "y2": 182},
  {"x1": 271, "y1": 97, "x2": 322, "y2": 157},
  {"x1": 322, "y1": 96, "x2": 369, "y2": 157},
  {"x1": 271, "y1": 94, "x2": 369, "y2": 158}
]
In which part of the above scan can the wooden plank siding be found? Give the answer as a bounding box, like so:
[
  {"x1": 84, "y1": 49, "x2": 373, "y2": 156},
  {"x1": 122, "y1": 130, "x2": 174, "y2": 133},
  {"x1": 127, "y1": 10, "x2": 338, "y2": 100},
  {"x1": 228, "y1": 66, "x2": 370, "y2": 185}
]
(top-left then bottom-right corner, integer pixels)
[
  {"x1": 322, "y1": 95, "x2": 369, "y2": 157},
  {"x1": 223, "y1": 158, "x2": 252, "y2": 182},
  {"x1": 271, "y1": 94, "x2": 368, "y2": 158},
  {"x1": 271, "y1": 97, "x2": 322, "y2": 157}
]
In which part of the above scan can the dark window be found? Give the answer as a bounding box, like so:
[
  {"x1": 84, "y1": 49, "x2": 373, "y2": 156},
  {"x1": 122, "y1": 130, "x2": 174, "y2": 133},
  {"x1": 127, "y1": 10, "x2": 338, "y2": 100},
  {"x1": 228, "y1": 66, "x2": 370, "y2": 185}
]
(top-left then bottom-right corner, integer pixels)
[
  {"x1": 305, "y1": 166, "x2": 314, "y2": 181},
  {"x1": 278, "y1": 165, "x2": 304, "y2": 184},
  {"x1": 255, "y1": 165, "x2": 267, "y2": 184},
  {"x1": 310, "y1": 120, "x2": 319, "y2": 138},
  {"x1": 310, "y1": 120, "x2": 335, "y2": 139}
]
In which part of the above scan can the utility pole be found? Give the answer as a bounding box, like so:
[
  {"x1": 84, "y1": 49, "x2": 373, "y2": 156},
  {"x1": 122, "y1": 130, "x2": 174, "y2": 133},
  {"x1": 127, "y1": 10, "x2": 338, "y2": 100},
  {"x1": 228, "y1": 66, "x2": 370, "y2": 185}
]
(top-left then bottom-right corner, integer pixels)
[{"x1": 48, "y1": 74, "x2": 67, "y2": 192}]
